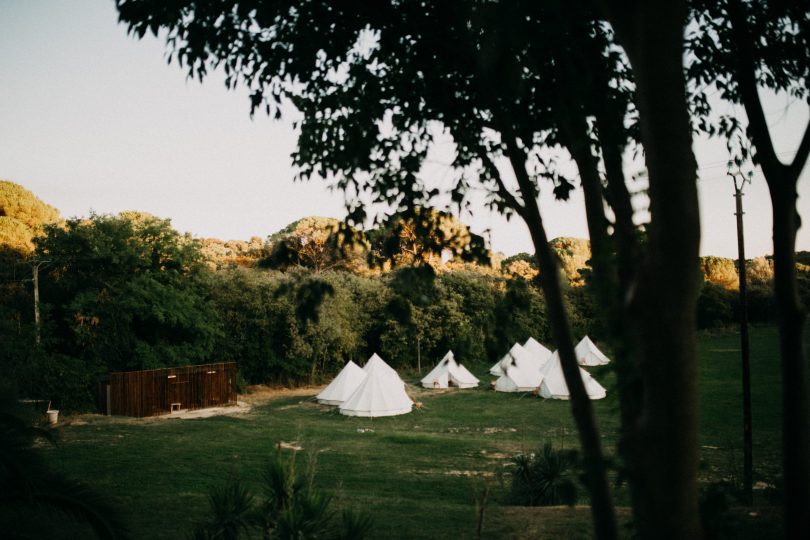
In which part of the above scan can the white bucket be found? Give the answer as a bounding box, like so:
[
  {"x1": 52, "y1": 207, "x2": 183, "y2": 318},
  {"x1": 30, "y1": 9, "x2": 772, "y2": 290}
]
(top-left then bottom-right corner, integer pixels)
[{"x1": 46, "y1": 410, "x2": 59, "y2": 425}]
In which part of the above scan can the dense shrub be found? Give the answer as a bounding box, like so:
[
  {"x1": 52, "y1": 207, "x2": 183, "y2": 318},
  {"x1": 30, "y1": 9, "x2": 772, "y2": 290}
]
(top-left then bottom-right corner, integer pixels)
[
  {"x1": 697, "y1": 282, "x2": 736, "y2": 329},
  {"x1": 508, "y1": 443, "x2": 580, "y2": 506},
  {"x1": 189, "y1": 451, "x2": 373, "y2": 540},
  {"x1": 35, "y1": 213, "x2": 221, "y2": 373}
]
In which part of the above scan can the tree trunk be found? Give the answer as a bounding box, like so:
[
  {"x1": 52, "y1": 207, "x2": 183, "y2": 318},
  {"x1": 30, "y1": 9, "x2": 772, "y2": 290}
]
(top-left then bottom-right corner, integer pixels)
[
  {"x1": 502, "y1": 134, "x2": 618, "y2": 540},
  {"x1": 597, "y1": 1, "x2": 702, "y2": 537},
  {"x1": 768, "y1": 180, "x2": 810, "y2": 538},
  {"x1": 564, "y1": 120, "x2": 613, "y2": 281},
  {"x1": 726, "y1": 2, "x2": 810, "y2": 533}
]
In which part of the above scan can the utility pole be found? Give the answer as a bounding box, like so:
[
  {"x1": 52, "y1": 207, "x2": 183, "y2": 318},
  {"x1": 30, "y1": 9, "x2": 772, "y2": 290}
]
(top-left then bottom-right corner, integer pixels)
[{"x1": 731, "y1": 172, "x2": 753, "y2": 504}]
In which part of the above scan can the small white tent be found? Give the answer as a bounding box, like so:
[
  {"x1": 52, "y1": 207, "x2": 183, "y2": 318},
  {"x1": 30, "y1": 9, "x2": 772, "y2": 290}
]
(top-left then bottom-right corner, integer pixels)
[
  {"x1": 340, "y1": 359, "x2": 413, "y2": 417},
  {"x1": 421, "y1": 351, "x2": 479, "y2": 389},
  {"x1": 492, "y1": 344, "x2": 543, "y2": 392},
  {"x1": 316, "y1": 360, "x2": 367, "y2": 405},
  {"x1": 523, "y1": 337, "x2": 553, "y2": 371},
  {"x1": 489, "y1": 343, "x2": 529, "y2": 376},
  {"x1": 538, "y1": 351, "x2": 606, "y2": 400},
  {"x1": 493, "y1": 363, "x2": 543, "y2": 392},
  {"x1": 363, "y1": 352, "x2": 403, "y2": 383},
  {"x1": 574, "y1": 336, "x2": 611, "y2": 366},
  {"x1": 451, "y1": 363, "x2": 480, "y2": 389}
]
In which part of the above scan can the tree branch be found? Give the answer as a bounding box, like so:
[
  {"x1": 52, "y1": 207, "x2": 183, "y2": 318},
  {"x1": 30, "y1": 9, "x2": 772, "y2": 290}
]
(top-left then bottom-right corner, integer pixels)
[
  {"x1": 789, "y1": 118, "x2": 810, "y2": 181},
  {"x1": 478, "y1": 147, "x2": 526, "y2": 219},
  {"x1": 727, "y1": 0, "x2": 787, "y2": 181}
]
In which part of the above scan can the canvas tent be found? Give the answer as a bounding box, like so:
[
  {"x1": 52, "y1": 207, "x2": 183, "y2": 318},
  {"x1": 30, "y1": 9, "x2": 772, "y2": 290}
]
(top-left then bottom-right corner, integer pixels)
[
  {"x1": 489, "y1": 343, "x2": 530, "y2": 376},
  {"x1": 538, "y1": 351, "x2": 607, "y2": 400},
  {"x1": 574, "y1": 335, "x2": 611, "y2": 366},
  {"x1": 523, "y1": 337, "x2": 551, "y2": 369},
  {"x1": 316, "y1": 360, "x2": 367, "y2": 405},
  {"x1": 522, "y1": 337, "x2": 553, "y2": 371},
  {"x1": 493, "y1": 363, "x2": 543, "y2": 392},
  {"x1": 363, "y1": 352, "x2": 403, "y2": 383},
  {"x1": 340, "y1": 358, "x2": 413, "y2": 417},
  {"x1": 421, "y1": 351, "x2": 479, "y2": 389},
  {"x1": 492, "y1": 344, "x2": 543, "y2": 392}
]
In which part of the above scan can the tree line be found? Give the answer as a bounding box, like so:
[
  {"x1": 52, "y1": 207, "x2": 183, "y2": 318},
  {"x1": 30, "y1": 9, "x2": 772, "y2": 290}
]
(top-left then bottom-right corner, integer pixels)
[{"x1": 1, "y1": 181, "x2": 806, "y2": 410}]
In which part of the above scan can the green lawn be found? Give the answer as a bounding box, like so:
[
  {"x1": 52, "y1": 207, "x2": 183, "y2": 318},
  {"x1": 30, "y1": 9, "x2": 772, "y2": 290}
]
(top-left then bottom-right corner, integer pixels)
[{"x1": 44, "y1": 326, "x2": 787, "y2": 539}]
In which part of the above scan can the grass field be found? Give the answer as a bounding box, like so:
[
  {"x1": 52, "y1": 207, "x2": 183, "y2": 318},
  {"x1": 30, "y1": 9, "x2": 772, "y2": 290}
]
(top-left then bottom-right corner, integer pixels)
[{"x1": 43, "y1": 326, "x2": 788, "y2": 539}]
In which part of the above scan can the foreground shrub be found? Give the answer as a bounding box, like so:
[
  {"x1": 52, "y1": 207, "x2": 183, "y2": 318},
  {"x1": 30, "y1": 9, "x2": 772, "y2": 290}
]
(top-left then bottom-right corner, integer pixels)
[
  {"x1": 190, "y1": 450, "x2": 373, "y2": 540},
  {"x1": 508, "y1": 443, "x2": 579, "y2": 506}
]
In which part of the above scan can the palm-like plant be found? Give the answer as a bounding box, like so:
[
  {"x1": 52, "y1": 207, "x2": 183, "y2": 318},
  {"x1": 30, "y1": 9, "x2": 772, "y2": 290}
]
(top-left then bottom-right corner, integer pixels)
[
  {"x1": 189, "y1": 479, "x2": 256, "y2": 540},
  {"x1": 508, "y1": 443, "x2": 579, "y2": 506},
  {"x1": 258, "y1": 451, "x2": 334, "y2": 540},
  {"x1": 190, "y1": 450, "x2": 372, "y2": 540},
  {"x1": 336, "y1": 509, "x2": 375, "y2": 540}
]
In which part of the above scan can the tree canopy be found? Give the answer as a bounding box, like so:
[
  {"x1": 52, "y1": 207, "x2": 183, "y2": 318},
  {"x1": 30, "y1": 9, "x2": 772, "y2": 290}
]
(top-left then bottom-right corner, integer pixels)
[
  {"x1": 0, "y1": 180, "x2": 61, "y2": 259},
  {"x1": 35, "y1": 212, "x2": 220, "y2": 373}
]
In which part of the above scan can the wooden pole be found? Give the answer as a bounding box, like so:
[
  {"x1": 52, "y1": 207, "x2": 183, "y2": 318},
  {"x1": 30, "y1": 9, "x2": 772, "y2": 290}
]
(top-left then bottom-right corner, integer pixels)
[{"x1": 732, "y1": 172, "x2": 753, "y2": 504}]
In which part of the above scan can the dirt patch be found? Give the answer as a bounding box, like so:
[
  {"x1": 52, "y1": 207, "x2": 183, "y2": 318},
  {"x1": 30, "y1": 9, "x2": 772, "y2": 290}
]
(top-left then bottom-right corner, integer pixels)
[
  {"x1": 482, "y1": 427, "x2": 518, "y2": 434},
  {"x1": 276, "y1": 441, "x2": 303, "y2": 451},
  {"x1": 446, "y1": 427, "x2": 517, "y2": 435},
  {"x1": 240, "y1": 385, "x2": 321, "y2": 403},
  {"x1": 57, "y1": 385, "x2": 323, "y2": 426},
  {"x1": 480, "y1": 450, "x2": 510, "y2": 460},
  {"x1": 414, "y1": 469, "x2": 494, "y2": 478},
  {"x1": 445, "y1": 469, "x2": 495, "y2": 478},
  {"x1": 162, "y1": 401, "x2": 252, "y2": 419}
]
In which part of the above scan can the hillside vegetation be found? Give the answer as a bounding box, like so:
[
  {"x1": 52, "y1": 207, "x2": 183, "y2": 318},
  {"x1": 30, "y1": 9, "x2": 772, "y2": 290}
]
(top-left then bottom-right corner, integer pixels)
[{"x1": 0, "y1": 180, "x2": 806, "y2": 412}]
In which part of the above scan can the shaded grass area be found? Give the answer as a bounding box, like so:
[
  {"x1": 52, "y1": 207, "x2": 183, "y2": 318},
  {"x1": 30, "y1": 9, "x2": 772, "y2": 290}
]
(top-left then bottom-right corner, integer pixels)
[{"x1": 44, "y1": 326, "x2": 786, "y2": 539}]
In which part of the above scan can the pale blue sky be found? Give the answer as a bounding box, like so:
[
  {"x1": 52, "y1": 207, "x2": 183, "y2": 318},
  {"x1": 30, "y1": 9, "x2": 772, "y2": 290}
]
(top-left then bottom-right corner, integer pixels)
[{"x1": 1, "y1": 0, "x2": 809, "y2": 257}]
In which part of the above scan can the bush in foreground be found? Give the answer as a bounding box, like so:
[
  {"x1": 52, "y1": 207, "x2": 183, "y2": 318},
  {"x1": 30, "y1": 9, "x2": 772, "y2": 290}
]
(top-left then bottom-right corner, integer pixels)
[
  {"x1": 190, "y1": 450, "x2": 373, "y2": 540},
  {"x1": 508, "y1": 443, "x2": 580, "y2": 507}
]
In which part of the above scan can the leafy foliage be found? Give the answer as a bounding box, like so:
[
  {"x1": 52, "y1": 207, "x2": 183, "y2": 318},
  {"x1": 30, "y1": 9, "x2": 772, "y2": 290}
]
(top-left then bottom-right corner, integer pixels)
[
  {"x1": 189, "y1": 451, "x2": 372, "y2": 540},
  {"x1": 34, "y1": 213, "x2": 221, "y2": 373},
  {"x1": 508, "y1": 443, "x2": 580, "y2": 507},
  {"x1": 189, "y1": 480, "x2": 255, "y2": 540},
  {"x1": 0, "y1": 180, "x2": 60, "y2": 234},
  {"x1": 262, "y1": 217, "x2": 361, "y2": 273}
]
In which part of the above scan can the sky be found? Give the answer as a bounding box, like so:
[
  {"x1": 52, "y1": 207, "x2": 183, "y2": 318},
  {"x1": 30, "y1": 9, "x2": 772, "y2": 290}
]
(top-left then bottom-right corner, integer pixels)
[{"x1": 1, "y1": 0, "x2": 809, "y2": 258}]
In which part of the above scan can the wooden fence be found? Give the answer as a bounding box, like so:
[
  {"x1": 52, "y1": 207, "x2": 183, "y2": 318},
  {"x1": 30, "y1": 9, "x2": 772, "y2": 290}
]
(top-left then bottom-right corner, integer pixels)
[{"x1": 98, "y1": 362, "x2": 238, "y2": 418}]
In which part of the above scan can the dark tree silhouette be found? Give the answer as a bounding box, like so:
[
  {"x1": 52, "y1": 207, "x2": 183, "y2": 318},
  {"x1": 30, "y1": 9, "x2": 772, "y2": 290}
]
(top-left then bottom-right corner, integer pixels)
[{"x1": 688, "y1": 1, "x2": 810, "y2": 536}]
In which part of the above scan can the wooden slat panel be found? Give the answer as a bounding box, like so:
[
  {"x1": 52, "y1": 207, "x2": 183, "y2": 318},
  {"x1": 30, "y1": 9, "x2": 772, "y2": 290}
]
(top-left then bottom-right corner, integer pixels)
[{"x1": 102, "y1": 362, "x2": 238, "y2": 417}]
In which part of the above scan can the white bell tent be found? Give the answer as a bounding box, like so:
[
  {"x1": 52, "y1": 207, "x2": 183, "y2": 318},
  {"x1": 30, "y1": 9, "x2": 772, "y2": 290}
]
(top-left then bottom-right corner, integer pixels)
[
  {"x1": 492, "y1": 344, "x2": 543, "y2": 392},
  {"x1": 493, "y1": 363, "x2": 543, "y2": 392},
  {"x1": 522, "y1": 337, "x2": 553, "y2": 371},
  {"x1": 340, "y1": 357, "x2": 413, "y2": 417},
  {"x1": 316, "y1": 360, "x2": 367, "y2": 405},
  {"x1": 574, "y1": 335, "x2": 611, "y2": 366},
  {"x1": 489, "y1": 343, "x2": 529, "y2": 376},
  {"x1": 363, "y1": 352, "x2": 404, "y2": 383},
  {"x1": 538, "y1": 351, "x2": 607, "y2": 400},
  {"x1": 421, "y1": 351, "x2": 479, "y2": 389}
]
